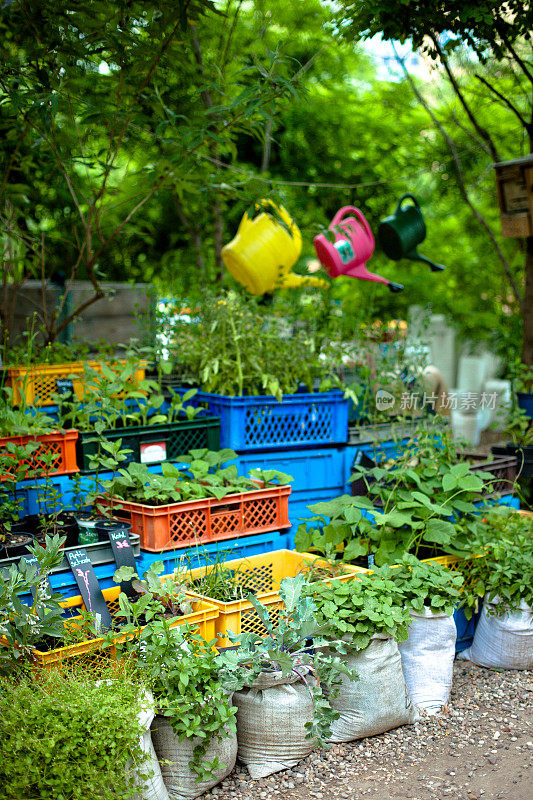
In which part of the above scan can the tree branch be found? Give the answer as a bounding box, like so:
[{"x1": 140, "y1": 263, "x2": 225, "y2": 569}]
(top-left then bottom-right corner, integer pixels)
[
  {"x1": 394, "y1": 47, "x2": 523, "y2": 311},
  {"x1": 431, "y1": 35, "x2": 500, "y2": 163},
  {"x1": 475, "y1": 73, "x2": 530, "y2": 131}
]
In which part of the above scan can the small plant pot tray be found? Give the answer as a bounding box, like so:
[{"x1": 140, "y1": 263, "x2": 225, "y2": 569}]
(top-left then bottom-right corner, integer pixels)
[
  {"x1": 0, "y1": 429, "x2": 79, "y2": 480},
  {"x1": 97, "y1": 484, "x2": 292, "y2": 552},
  {"x1": 179, "y1": 549, "x2": 366, "y2": 647},
  {"x1": 0, "y1": 533, "x2": 140, "y2": 577},
  {"x1": 29, "y1": 586, "x2": 218, "y2": 669},
  {"x1": 77, "y1": 417, "x2": 220, "y2": 471}
]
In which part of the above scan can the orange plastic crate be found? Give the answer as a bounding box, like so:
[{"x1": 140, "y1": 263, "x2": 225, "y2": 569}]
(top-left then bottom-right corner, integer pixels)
[
  {"x1": 31, "y1": 585, "x2": 219, "y2": 669},
  {"x1": 0, "y1": 429, "x2": 79, "y2": 480},
  {"x1": 98, "y1": 484, "x2": 292, "y2": 552},
  {"x1": 171, "y1": 549, "x2": 367, "y2": 647},
  {"x1": 5, "y1": 361, "x2": 146, "y2": 406}
]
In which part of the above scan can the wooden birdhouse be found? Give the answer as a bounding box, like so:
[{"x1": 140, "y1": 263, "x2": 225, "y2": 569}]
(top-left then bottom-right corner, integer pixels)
[{"x1": 493, "y1": 155, "x2": 533, "y2": 238}]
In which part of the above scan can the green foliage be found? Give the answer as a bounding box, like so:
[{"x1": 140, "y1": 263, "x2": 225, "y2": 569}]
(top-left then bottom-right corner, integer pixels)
[
  {"x1": 216, "y1": 574, "x2": 357, "y2": 746},
  {"x1": 0, "y1": 398, "x2": 57, "y2": 437},
  {"x1": 0, "y1": 664, "x2": 146, "y2": 800},
  {"x1": 101, "y1": 448, "x2": 291, "y2": 505},
  {"x1": 115, "y1": 607, "x2": 236, "y2": 782},
  {"x1": 309, "y1": 572, "x2": 412, "y2": 650},
  {"x1": 113, "y1": 561, "x2": 193, "y2": 620},
  {"x1": 453, "y1": 509, "x2": 533, "y2": 618},
  {"x1": 296, "y1": 429, "x2": 491, "y2": 565},
  {"x1": 167, "y1": 291, "x2": 350, "y2": 398},
  {"x1": 0, "y1": 534, "x2": 67, "y2": 673},
  {"x1": 334, "y1": 1, "x2": 531, "y2": 62},
  {"x1": 376, "y1": 553, "x2": 464, "y2": 616}
]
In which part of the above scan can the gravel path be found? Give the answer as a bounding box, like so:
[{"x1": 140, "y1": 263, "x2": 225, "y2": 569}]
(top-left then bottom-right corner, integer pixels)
[{"x1": 206, "y1": 663, "x2": 533, "y2": 800}]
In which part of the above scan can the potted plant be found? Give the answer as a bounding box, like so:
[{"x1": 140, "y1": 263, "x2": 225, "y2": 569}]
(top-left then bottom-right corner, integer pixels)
[
  {"x1": 377, "y1": 555, "x2": 463, "y2": 713},
  {"x1": 454, "y1": 509, "x2": 533, "y2": 670},
  {"x1": 2, "y1": 336, "x2": 146, "y2": 407},
  {"x1": 0, "y1": 662, "x2": 151, "y2": 800},
  {"x1": 216, "y1": 574, "x2": 356, "y2": 778},
  {"x1": 166, "y1": 292, "x2": 351, "y2": 451},
  {"x1": 96, "y1": 449, "x2": 292, "y2": 552},
  {"x1": 308, "y1": 568, "x2": 417, "y2": 741},
  {"x1": 0, "y1": 533, "x2": 67, "y2": 672},
  {"x1": 113, "y1": 589, "x2": 238, "y2": 800},
  {"x1": 57, "y1": 362, "x2": 220, "y2": 470}
]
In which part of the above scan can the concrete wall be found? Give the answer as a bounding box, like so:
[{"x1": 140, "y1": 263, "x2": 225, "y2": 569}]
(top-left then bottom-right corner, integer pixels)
[{"x1": 6, "y1": 281, "x2": 156, "y2": 347}]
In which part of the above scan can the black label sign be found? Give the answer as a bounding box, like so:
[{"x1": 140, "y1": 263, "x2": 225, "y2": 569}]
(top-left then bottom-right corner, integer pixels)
[
  {"x1": 21, "y1": 555, "x2": 52, "y2": 601},
  {"x1": 107, "y1": 529, "x2": 137, "y2": 597},
  {"x1": 56, "y1": 378, "x2": 74, "y2": 396},
  {"x1": 67, "y1": 548, "x2": 113, "y2": 630}
]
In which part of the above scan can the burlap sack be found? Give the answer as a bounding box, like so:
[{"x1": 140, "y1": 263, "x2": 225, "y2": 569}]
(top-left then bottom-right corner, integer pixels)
[
  {"x1": 327, "y1": 635, "x2": 418, "y2": 742},
  {"x1": 131, "y1": 691, "x2": 170, "y2": 800},
  {"x1": 461, "y1": 598, "x2": 533, "y2": 670},
  {"x1": 151, "y1": 715, "x2": 237, "y2": 800},
  {"x1": 398, "y1": 608, "x2": 456, "y2": 715},
  {"x1": 233, "y1": 671, "x2": 316, "y2": 779}
]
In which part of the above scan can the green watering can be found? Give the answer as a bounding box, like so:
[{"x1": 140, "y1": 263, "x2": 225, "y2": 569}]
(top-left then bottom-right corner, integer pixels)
[{"x1": 378, "y1": 194, "x2": 445, "y2": 272}]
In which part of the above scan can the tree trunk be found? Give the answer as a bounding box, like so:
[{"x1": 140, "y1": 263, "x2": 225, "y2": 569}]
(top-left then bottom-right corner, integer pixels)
[{"x1": 522, "y1": 236, "x2": 533, "y2": 366}]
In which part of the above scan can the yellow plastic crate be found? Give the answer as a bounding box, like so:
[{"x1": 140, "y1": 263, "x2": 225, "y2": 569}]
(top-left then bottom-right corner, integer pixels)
[
  {"x1": 421, "y1": 554, "x2": 460, "y2": 569},
  {"x1": 5, "y1": 361, "x2": 146, "y2": 406},
  {"x1": 31, "y1": 585, "x2": 219, "y2": 669},
  {"x1": 172, "y1": 549, "x2": 366, "y2": 647}
]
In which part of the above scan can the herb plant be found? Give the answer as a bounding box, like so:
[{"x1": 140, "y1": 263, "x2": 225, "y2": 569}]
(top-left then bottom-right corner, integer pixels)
[
  {"x1": 100, "y1": 448, "x2": 292, "y2": 506},
  {"x1": 113, "y1": 561, "x2": 193, "y2": 620},
  {"x1": 308, "y1": 572, "x2": 412, "y2": 650},
  {"x1": 0, "y1": 534, "x2": 67, "y2": 673},
  {"x1": 453, "y1": 509, "x2": 533, "y2": 618},
  {"x1": 376, "y1": 554, "x2": 464, "y2": 616},
  {"x1": 0, "y1": 663, "x2": 146, "y2": 800},
  {"x1": 113, "y1": 597, "x2": 237, "y2": 782},
  {"x1": 216, "y1": 574, "x2": 357, "y2": 746},
  {"x1": 167, "y1": 291, "x2": 352, "y2": 399}
]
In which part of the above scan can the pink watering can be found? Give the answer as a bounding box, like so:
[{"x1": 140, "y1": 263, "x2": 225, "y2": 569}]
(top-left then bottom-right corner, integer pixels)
[{"x1": 313, "y1": 206, "x2": 404, "y2": 292}]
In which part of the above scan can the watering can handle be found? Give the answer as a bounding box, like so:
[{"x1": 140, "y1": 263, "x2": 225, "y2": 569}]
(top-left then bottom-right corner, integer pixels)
[
  {"x1": 397, "y1": 193, "x2": 420, "y2": 212},
  {"x1": 238, "y1": 200, "x2": 296, "y2": 237},
  {"x1": 330, "y1": 206, "x2": 374, "y2": 244}
]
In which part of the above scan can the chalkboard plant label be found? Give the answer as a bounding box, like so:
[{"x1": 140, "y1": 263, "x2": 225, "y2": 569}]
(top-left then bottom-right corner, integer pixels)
[{"x1": 66, "y1": 548, "x2": 113, "y2": 630}]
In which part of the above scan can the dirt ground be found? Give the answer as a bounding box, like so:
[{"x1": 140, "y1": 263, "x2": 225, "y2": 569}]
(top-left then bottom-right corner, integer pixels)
[{"x1": 209, "y1": 664, "x2": 533, "y2": 800}]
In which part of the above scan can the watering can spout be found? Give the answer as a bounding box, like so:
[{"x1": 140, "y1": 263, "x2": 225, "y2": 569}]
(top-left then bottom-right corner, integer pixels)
[
  {"x1": 388, "y1": 282, "x2": 404, "y2": 293},
  {"x1": 407, "y1": 250, "x2": 445, "y2": 272}
]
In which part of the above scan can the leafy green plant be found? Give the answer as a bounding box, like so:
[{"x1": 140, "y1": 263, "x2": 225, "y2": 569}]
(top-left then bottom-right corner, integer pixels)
[
  {"x1": 453, "y1": 509, "x2": 533, "y2": 618},
  {"x1": 100, "y1": 448, "x2": 292, "y2": 506},
  {"x1": 0, "y1": 393, "x2": 57, "y2": 437},
  {"x1": 167, "y1": 291, "x2": 355, "y2": 399},
  {"x1": 216, "y1": 574, "x2": 357, "y2": 746},
  {"x1": 296, "y1": 431, "x2": 489, "y2": 565},
  {"x1": 309, "y1": 570, "x2": 412, "y2": 650},
  {"x1": 512, "y1": 360, "x2": 533, "y2": 394},
  {"x1": 114, "y1": 601, "x2": 237, "y2": 782},
  {"x1": 376, "y1": 553, "x2": 464, "y2": 615},
  {"x1": 0, "y1": 534, "x2": 67, "y2": 673},
  {"x1": 114, "y1": 561, "x2": 193, "y2": 620},
  {"x1": 0, "y1": 663, "x2": 146, "y2": 800}
]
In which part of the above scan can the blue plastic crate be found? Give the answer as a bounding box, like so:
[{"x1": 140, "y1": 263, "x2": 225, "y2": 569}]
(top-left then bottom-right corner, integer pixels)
[
  {"x1": 454, "y1": 605, "x2": 481, "y2": 653},
  {"x1": 136, "y1": 529, "x2": 288, "y2": 576},
  {"x1": 13, "y1": 463, "x2": 165, "y2": 515},
  {"x1": 234, "y1": 446, "x2": 349, "y2": 493},
  {"x1": 182, "y1": 390, "x2": 348, "y2": 451}
]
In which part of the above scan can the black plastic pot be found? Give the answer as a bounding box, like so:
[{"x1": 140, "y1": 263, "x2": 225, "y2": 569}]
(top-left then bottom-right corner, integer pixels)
[
  {"x1": 94, "y1": 518, "x2": 132, "y2": 542},
  {"x1": 13, "y1": 513, "x2": 79, "y2": 548},
  {"x1": 2, "y1": 531, "x2": 35, "y2": 558}
]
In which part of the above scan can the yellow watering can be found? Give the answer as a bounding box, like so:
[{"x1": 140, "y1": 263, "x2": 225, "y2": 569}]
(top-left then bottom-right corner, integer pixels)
[{"x1": 222, "y1": 200, "x2": 327, "y2": 295}]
